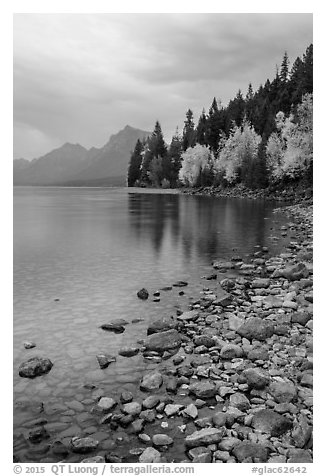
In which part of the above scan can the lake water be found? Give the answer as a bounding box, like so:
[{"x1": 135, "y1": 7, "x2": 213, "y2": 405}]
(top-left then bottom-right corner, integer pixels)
[{"x1": 13, "y1": 187, "x2": 290, "y2": 462}]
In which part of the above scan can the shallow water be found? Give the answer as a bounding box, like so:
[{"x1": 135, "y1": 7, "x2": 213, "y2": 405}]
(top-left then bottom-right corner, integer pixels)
[{"x1": 13, "y1": 186, "x2": 291, "y2": 462}]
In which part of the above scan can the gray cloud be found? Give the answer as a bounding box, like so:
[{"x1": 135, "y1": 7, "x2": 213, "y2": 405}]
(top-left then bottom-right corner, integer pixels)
[{"x1": 13, "y1": 13, "x2": 312, "y2": 159}]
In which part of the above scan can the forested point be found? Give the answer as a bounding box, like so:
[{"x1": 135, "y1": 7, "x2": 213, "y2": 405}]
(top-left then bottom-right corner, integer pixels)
[{"x1": 127, "y1": 45, "x2": 313, "y2": 191}]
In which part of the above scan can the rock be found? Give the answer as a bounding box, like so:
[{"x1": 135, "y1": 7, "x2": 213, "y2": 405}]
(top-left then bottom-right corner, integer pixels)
[
  {"x1": 122, "y1": 402, "x2": 142, "y2": 416},
  {"x1": 251, "y1": 278, "x2": 270, "y2": 288},
  {"x1": 237, "y1": 317, "x2": 274, "y2": 341},
  {"x1": 182, "y1": 404, "x2": 198, "y2": 419},
  {"x1": 252, "y1": 409, "x2": 293, "y2": 436},
  {"x1": 228, "y1": 314, "x2": 245, "y2": 331},
  {"x1": 193, "y1": 335, "x2": 215, "y2": 348},
  {"x1": 166, "y1": 378, "x2": 178, "y2": 393},
  {"x1": 137, "y1": 288, "x2": 149, "y2": 300},
  {"x1": 220, "y1": 279, "x2": 236, "y2": 291},
  {"x1": 232, "y1": 441, "x2": 269, "y2": 462},
  {"x1": 96, "y1": 397, "x2": 117, "y2": 413},
  {"x1": 218, "y1": 437, "x2": 241, "y2": 451},
  {"x1": 96, "y1": 354, "x2": 116, "y2": 369},
  {"x1": 189, "y1": 381, "x2": 218, "y2": 399},
  {"x1": 173, "y1": 280, "x2": 188, "y2": 287},
  {"x1": 138, "y1": 433, "x2": 151, "y2": 443},
  {"x1": 291, "y1": 414, "x2": 312, "y2": 448},
  {"x1": 164, "y1": 404, "x2": 183, "y2": 417},
  {"x1": 24, "y1": 341, "x2": 36, "y2": 349},
  {"x1": 81, "y1": 456, "x2": 105, "y2": 463},
  {"x1": 215, "y1": 294, "x2": 234, "y2": 307},
  {"x1": 220, "y1": 344, "x2": 243, "y2": 359},
  {"x1": 243, "y1": 368, "x2": 270, "y2": 389},
  {"x1": 118, "y1": 347, "x2": 139, "y2": 357},
  {"x1": 229, "y1": 393, "x2": 250, "y2": 411},
  {"x1": 140, "y1": 372, "x2": 163, "y2": 391},
  {"x1": 100, "y1": 323, "x2": 125, "y2": 333},
  {"x1": 213, "y1": 261, "x2": 234, "y2": 270},
  {"x1": 291, "y1": 312, "x2": 312, "y2": 326},
  {"x1": 143, "y1": 329, "x2": 182, "y2": 352},
  {"x1": 268, "y1": 379, "x2": 297, "y2": 403},
  {"x1": 130, "y1": 419, "x2": 145, "y2": 434},
  {"x1": 147, "y1": 316, "x2": 177, "y2": 335},
  {"x1": 105, "y1": 453, "x2": 123, "y2": 463},
  {"x1": 152, "y1": 434, "x2": 173, "y2": 446},
  {"x1": 142, "y1": 396, "x2": 160, "y2": 409},
  {"x1": 70, "y1": 436, "x2": 99, "y2": 454},
  {"x1": 185, "y1": 428, "x2": 224, "y2": 448},
  {"x1": 28, "y1": 427, "x2": 49, "y2": 444},
  {"x1": 120, "y1": 392, "x2": 133, "y2": 404},
  {"x1": 272, "y1": 263, "x2": 309, "y2": 281},
  {"x1": 177, "y1": 310, "x2": 199, "y2": 322},
  {"x1": 19, "y1": 357, "x2": 53, "y2": 378},
  {"x1": 188, "y1": 447, "x2": 212, "y2": 462},
  {"x1": 247, "y1": 347, "x2": 269, "y2": 361},
  {"x1": 287, "y1": 449, "x2": 312, "y2": 463},
  {"x1": 139, "y1": 447, "x2": 161, "y2": 463}
]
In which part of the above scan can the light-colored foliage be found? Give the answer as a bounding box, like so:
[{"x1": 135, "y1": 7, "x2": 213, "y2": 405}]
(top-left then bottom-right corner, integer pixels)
[
  {"x1": 179, "y1": 144, "x2": 214, "y2": 186},
  {"x1": 266, "y1": 93, "x2": 313, "y2": 180},
  {"x1": 214, "y1": 120, "x2": 261, "y2": 184}
]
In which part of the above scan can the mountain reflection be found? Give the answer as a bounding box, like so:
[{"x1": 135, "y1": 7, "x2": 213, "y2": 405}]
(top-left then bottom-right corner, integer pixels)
[{"x1": 128, "y1": 191, "x2": 274, "y2": 264}]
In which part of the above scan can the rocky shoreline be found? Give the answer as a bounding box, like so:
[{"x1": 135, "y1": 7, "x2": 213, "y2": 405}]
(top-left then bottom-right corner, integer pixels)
[{"x1": 15, "y1": 199, "x2": 313, "y2": 464}]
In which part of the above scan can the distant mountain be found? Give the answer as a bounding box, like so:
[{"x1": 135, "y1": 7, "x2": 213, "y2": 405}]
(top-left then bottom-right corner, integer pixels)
[{"x1": 13, "y1": 125, "x2": 150, "y2": 186}]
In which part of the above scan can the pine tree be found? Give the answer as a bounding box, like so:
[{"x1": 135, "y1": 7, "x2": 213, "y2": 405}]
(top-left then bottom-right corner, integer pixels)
[
  {"x1": 140, "y1": 121, "x2": 167, "y2": 185},
  {"x1": 280, "y1": 51, "x2": 290, "y2": 83},
  {"x1": 182, "y1": 109, "x2": 196, "y2": 151},
  {"x1": 196, "y1": 109, "x2": 207, "y2": 145},
  {"x1": 127, "y1": 139, "x2": 144, "y2": 186},
  {"x1": 168, "y1": 127, "x2": 183, "y2": 186}
]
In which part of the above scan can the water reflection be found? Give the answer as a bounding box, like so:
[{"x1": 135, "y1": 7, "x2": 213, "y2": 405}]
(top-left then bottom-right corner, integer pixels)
[{"x1": 128, "y1": 192, "x2": 278, "y2": 264}]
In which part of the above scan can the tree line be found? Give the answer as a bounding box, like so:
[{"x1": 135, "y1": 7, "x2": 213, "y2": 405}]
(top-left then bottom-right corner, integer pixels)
[{"x1": 127, "y1": 44, "x2": 313, "y2": 189}]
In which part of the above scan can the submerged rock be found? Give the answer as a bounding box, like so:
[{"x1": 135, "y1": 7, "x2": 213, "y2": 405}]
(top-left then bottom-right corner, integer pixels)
[
  {"x1": 140, "y1": 372, "x2": 163, "y2": 391},
  {"x1": 96, "y1": 354, "x2": 116, "y2": 369},
  {"x1": 19, "y1": 357, "x2": 53, "y2": 378},
  {"x1": 70, "y1": 436, "x2": 99, "y2": 454},
  {"x1": 118, "y1": 346, "x2": 140, "y2": 357},
  {"x1": 100, "y1": 323, "x2": 125, "y2": 333},
  {"x1": 139, "y1": 447, "x2": 161, "y2": 463},
  {"x1": 137, "y1": 288, "x2": 149, "y2": 300}
]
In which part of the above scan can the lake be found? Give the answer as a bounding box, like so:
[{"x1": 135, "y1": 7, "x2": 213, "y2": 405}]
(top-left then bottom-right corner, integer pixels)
[{"x1": 13, "y1": 186, "x2": 290, "y2": 462}]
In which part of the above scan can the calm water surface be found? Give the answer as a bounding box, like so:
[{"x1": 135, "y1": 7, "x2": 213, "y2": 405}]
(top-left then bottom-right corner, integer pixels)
[{"x1": 13, "y1": 187, "x2": 290, "y2": 462}]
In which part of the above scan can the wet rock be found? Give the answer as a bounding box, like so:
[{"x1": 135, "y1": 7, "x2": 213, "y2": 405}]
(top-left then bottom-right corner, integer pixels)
[
  {"x1": 243, "y1": 368, "x2": 270, "y2": 389},
  {"x1": 118, "y1": 346, "x2": 140, "y2": 357},
  {"x1": 51, "y1": 441, "x2": 69, "y2": 456},
  {"x1": 177, "y1": 310, "x2": 199, "y2": 322},
  {"x1": 268, "y1": 379, "x2": 297, "y2": 403},
  {"x1": 164, "y1": 404, "x2": 183, "y2": 417},
  {"x1": 143, "y1": 329, "x2": 182, "y2": 352},
  {"x1": 24, "y1": 341, "x2": 36, "y2": 349},
  {"x1": 142, "y1": 396, "x2": 160, "y2": 409},
  {"x1": 96, "y1": 354, "x2": 116, "y2": 369},
  {"x1": 19, "y1": 357, "x2": 53, "y2": 378},
  {"x1": 139, "y1": 447, "x2": 161, "y2": 463},
  {"x1": 137, "y1": 288, "x2": 149, "y2": 300},
  {"x1": 220, "y1": 279, "x2": 236, "y2": 291},
  {"x1": 96, "y1": 397, "x2": 117, "y2": 413},
  {"x1": 232, "y1": 441, "x2": 269, "y2": 462},
  {"x1": 182, "y1": 404, "x2": 198, "y2": 419},
  {"x1": 70, "y1": 436, "x2": 99, "y2": 453},
  {"x1": 237, "y1": 317, "x2": 274, "y2": 341},
  {"x1": 147, "y1": 316, "x2": 177, "y2": 335},
  {"x1": 173, "y1": 280, "x2": 188, "y2": 287},
  {"x1": 185, "y1": 428, "x2": 224, "y2": 448},
  {"x1": 215, "y1": 294, "x2": 234, "y2": 307},
  {"x1": 100, "y1": 323, "x2": 125, "y2": 334},
  {"x1": 189, "y1": 381, "x2": 218, "y2": 399},
  {"x1": 220, "y1": 344, "x2": 243, "y2": 359},
  {"x1": 152, "y1": 434, "x2": 173, "y2": 446},
  {"x1": 272, "y1": 262, "x2": 309, "y2": 281},
  {"x1": 252, "y1": 409, "x2": 293, "y2": 436},
  {"x1": 229, "y1": 393, "x2": 250, "y2": 411},
  {"x1": 122, "y1": 402, "x2": 142, "y2": 416},
  {"x1": 140, "y1": 372, "x2": 163, "y2": 391},
  {"x1": 105, "y1": 453, "x2": 123, "y2": 463},
  {"x1": 28, "y1": 427, "x2": 49, "y2": 444}
]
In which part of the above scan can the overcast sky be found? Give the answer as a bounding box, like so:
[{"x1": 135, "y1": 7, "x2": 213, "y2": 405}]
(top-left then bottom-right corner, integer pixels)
[{"x1": 13, "y1": 13, "x2": 313, "y2": 160}]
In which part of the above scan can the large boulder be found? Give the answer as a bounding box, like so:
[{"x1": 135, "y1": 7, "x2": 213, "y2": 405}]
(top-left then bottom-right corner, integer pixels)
[
  {"x1": 232, "y1": 441, "x2": 270, "y2": 462},
  {"x1": 252, "y1": 409, "x2": 293, "y2": 436},
  {"x1": 19, "y1": 357, "x2": 53, "y2": 378},
  {"x1": 185, "y1": 428, "x2": 224, "y2": 448},
  {"x1": 143, "y1": 329, "x2": 182, "y2": 352},
  {"x1": 236, "y1": 317, "x2": 274, "y2": 341}
]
